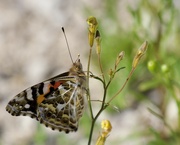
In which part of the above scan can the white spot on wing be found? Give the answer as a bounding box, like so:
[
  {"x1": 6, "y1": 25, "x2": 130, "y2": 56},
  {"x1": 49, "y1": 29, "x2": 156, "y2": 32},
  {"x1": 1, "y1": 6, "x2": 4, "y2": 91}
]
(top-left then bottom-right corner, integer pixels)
[
  {"x1": 25, "y1": 104, "x2": 30, "y2": 109},
  {"x1": 26, "y1": 89, "x2": 34, "y2": 101},
  {"x1": 43, "y1": 84, "x2": 49, "y2": 94},
  {"x1": 57, "y1": 104, "x2": 65, "y2": 111}
]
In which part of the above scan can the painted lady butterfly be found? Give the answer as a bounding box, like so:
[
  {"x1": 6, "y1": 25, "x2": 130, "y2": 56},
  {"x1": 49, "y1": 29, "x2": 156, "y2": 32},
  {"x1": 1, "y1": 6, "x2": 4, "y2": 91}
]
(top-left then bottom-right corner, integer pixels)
[{"x1": 6, "y1": 58, "x2": 87, "y2": 133}]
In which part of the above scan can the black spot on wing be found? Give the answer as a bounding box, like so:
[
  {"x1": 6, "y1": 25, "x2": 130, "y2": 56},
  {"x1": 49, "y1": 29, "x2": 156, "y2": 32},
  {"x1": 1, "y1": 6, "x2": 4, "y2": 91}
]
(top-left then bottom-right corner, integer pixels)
[
  {"x1": 38, "y1": 83, "x2": 44, "y2": 95},
  {"x1": 50, "y1": 81, "x2": 55, "y2": 85},
  {"x1": 23, "y1": 100, "x2": 38, "y2": 115},
  {"x1": 44, "y1": 87, "x2": 56, "y2": 98},
  {"x1": 31, "y1": 86, "x2": 37, "y2": 100}
]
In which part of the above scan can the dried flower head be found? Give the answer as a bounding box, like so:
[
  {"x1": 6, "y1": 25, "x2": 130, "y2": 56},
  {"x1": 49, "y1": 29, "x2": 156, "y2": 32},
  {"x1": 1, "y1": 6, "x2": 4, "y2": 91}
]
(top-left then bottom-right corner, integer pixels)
[{"x1": 87, "y1": 16, "x2": 98, "y2": 47}]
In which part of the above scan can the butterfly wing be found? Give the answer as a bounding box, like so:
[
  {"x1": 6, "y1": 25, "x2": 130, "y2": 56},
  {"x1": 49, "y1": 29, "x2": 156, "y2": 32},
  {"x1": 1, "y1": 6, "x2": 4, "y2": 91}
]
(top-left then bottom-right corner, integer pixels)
[{"x1": 6, "y1": 72, "x2": 86, "y2": 133}]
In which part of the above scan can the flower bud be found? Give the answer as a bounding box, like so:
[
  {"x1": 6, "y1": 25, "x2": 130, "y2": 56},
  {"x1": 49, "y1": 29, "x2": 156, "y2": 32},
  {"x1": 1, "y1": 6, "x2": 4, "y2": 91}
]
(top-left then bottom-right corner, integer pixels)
[
  {"x1": 147, "y1": 60, "x2": 156, "y2": 73},
  {"x1": 87, "y1": 16, "x2": 98, "y2": 47},
  {"x1": 95, "y1": 120, "x2": 112, "y2": 145},
  {"x1": 109, "y1": 69, "x2": 114, "y2": 78},
  {"x1": 161, "y1": 64, "x2": 169, "y2": 73},
  {"x1": 95, "y1": 30, "x2": 101, "y2": 54},
  {"x1": 115, "y1": 51, "x2": 125, "y2": 70},
  {"x1": 132, "y1": 41, "x2": 148, "y2": 68},
  {"x1": 101, "y1": 120, "x2": 112, "y2": 133}
]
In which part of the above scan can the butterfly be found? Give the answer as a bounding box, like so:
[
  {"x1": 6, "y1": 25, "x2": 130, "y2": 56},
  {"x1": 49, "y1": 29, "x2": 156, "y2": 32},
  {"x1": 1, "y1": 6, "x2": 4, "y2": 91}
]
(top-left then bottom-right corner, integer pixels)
[{"x1": 6, "y1": 58, "x2": 87, "y2": 133}]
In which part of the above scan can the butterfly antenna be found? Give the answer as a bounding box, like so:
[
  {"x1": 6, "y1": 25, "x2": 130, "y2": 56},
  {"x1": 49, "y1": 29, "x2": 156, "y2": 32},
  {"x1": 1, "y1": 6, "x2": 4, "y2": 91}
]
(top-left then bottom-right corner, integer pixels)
[{"x1": 61, "y1": 27, "x2": 74, "y2": 63}]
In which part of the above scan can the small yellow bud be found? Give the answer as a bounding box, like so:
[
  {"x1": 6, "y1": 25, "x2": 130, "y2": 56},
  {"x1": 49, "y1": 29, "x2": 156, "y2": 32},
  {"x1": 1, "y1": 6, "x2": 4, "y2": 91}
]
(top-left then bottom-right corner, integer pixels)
[
  {"x1": 95, "y1": 120, "x2": 112, "y2": 145},
  {"x1": 132, "y1": 41, "x2": 148, "y2": 68},
  {"x1": 87, "y1": 16, "x2": 98, "y2": 33},
  {"x1": 87, "y1": 16, "x2": 98, "y2": 47},
  {"x1": 115, "y1": 51, "x2": 125, "y2": 70},
  {"x1": 101, "y1": 120, "x2": 112, "y2": 133},
  {"x1": 109, "y1": 69, "x2": 114, "y2": 78}
]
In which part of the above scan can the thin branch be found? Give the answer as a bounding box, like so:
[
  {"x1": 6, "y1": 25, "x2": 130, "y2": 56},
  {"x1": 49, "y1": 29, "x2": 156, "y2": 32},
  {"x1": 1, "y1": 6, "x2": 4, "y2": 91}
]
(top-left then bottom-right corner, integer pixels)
[
  {"x1": 107, "y1": 67, "x2": 135, "y2": 104},
  {"x1": 87, "y1": 47, "x2": 94, "y2": 120}
]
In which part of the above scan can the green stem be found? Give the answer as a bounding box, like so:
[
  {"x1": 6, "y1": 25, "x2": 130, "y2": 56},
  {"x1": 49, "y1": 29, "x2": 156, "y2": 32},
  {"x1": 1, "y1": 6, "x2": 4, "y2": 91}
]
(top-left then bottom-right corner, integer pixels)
[
  {"x1": 169, "y1": 85, "x2": 180, "y2": 130},
  {"x1": 87, "y1": 47, "x2": 94, "y2": 120},
  {"x1": 107, "y1": 67, "x2": 135, "y2": 104},
  {"x1": 88, "y1": 119, "x2": 95, "y2": 145},
  {"x1": 88, "y1": 106, "x2": 108, "y2": 145},
  {"x1": 88, "y1": 82, "x2": 108, "y2": 145},
  {"x1": 98, "y1": 54, "x2": 106, "y2": 85}
]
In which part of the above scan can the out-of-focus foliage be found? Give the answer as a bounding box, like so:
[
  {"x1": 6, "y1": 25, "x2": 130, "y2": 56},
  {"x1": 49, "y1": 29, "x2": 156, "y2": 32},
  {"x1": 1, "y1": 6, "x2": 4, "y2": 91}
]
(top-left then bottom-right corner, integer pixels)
[{"x1": 85, "y1": 0, "x2": 180, "y2": 144}]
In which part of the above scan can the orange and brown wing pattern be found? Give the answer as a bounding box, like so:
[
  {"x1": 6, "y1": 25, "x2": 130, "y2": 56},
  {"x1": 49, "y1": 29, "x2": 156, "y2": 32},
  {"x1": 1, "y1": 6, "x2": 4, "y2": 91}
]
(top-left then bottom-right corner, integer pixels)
[{"x1": 6, "y1": 59, "x2": 87, "y2": 133}]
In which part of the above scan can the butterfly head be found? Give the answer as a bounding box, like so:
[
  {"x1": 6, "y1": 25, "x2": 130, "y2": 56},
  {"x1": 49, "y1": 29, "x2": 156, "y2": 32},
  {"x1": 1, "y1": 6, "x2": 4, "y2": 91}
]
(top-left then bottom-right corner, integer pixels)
[{"x1": 69, "y1": 58, "x2": 84, "y2": 75}]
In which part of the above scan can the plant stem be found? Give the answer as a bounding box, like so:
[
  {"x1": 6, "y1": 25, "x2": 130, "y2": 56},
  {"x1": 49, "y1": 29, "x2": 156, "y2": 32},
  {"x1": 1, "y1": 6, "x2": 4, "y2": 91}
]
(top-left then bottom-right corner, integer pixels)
[
  {"x1": 87, "y1": 46, "x2": 94, "y2": 120},
  {"x1": 107, "y1": 67, "x2": 135, "y2": 104},
  {"x1": 98, "y1": 54, "x2": 106, "y2": 84},
  {"x1": 88, "y1": 119, "x2": 96, "y2": 145},
  {"x1": 88, "y1": 82, "x2": 108, "y2": 145},
  {"x1": 88, "y1": 106, "x2": 108, "y2": 145}
]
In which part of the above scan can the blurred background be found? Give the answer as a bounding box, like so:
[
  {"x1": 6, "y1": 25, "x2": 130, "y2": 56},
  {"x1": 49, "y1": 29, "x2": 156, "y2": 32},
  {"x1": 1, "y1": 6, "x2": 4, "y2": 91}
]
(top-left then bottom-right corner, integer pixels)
[{"x1": 1, "y1": 0, "x2": 180, "y2": 145}]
